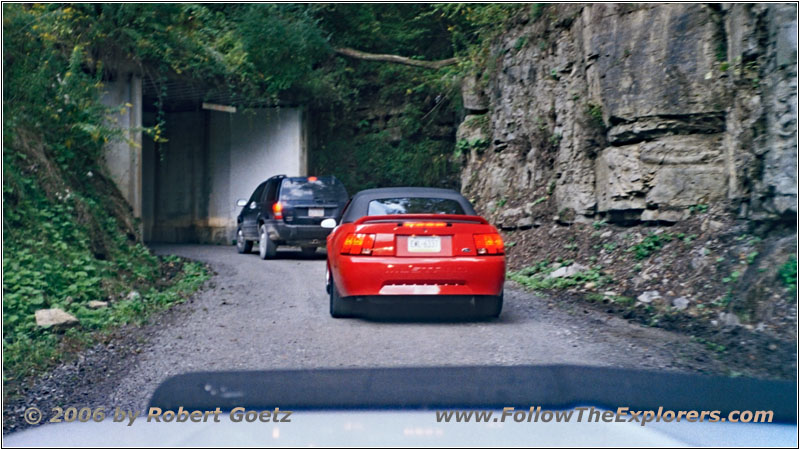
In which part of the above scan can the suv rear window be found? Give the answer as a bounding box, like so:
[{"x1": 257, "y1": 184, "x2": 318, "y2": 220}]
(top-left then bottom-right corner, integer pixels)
[
  {"x1": 367, "y1": 197, "x2": 465, "y2": 216},
  {"x1": 280, "y1": 178, "x2": 348, "y2": 203}
]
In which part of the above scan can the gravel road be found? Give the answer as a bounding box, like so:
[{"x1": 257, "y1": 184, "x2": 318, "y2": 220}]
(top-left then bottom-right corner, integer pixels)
[
  {"x1": 108, "y1": 245, "x2": 719, "y2": 410},
  {"x1": 5, "y1": 244, "x2": 725, "y2": 433}
]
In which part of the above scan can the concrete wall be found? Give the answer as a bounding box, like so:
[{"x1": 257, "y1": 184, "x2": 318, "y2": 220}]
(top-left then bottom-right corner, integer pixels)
[
  {"x1": 101, "y1": 75, "x2": 143, "y2": 218},
  {"x1": 143, "y1": 107, "x2": 306, "y2": 243}
]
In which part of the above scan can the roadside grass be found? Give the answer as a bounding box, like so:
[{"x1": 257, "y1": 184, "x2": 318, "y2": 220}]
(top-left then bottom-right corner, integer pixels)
[
  {"x1": 2, "y1": 257, "x2": 208, "y2": 387},
  {"x1": 508, "y1": 261, "x2": 613, "y2": 291}
]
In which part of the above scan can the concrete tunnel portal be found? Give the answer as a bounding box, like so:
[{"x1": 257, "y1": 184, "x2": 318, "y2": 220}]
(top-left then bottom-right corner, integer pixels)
[{"x1": 101, "y1": 75, "x2": 308, "y2": 244}]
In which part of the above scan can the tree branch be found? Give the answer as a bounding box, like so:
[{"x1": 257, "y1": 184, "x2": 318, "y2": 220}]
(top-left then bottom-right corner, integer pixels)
[{"x1": 334, "y1": 47, "x2": 457, "y2": 69}]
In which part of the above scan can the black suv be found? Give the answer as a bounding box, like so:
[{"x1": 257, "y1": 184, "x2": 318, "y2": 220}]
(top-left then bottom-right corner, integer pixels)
[{"x1": 236, "y1": 175, "x2": 349, "y2": 259}]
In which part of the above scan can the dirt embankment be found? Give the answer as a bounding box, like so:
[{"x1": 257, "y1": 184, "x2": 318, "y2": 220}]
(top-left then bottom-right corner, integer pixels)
[{"x1": 503, "y1": 210, "x2": 797, "y2": 380}]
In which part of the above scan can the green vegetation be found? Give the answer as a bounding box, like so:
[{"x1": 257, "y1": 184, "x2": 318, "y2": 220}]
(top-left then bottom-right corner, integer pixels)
[
  {"x1": 2, "y1": 4, "x2": 230, "y2": 383},
  {"x1": 713, "y1": 290, "x2": 734, "y2": 307},
  {"x1": 627, "y1": 233, "x2": 674, "y2": 260},
  {"x1": 742, "y1": 61, "x2": 761, "y2": 89},
  {"x1": 587, "y1": 103, "x2": 604, "y2": 129},
  {"x1": 4, "y1": 258, "x2": 208, "y2": 381},
  {"x1": 547, "y1": 180, "x2": 556, "y2": 196},
  {"x1": 715, "y1": 41, "x2": 727, "y2": 62},
  {"x1": 455, "y1": 137, "x2": 490, "y2": 157},
  {"x1": 694, "y1": 336, "x2": 726, "y2": 353},
  {"x1": 509, "y1": 262, "x2": 613, "y2": 291},
  {"x1": 722, "y1": 270, "x2": 741, "y2": 284},
  {"x1": 586, "y1": 293, "x2": 634, "y2": 306},
  {"x1": 778, "y1": 256, "x2": 797, "y2": 293},
  {"x1": 513, "y1": 36, "x2": 528, "y2": 51},
  {"x1": 303, "y1": 4, "x2": 523, "y2": 192},
  {"x1": 3, "y1": 4, "x2": 531, "y2": 383},
  {"x1": 682, "y1": 234, "x2": 698, "y2": 244},
  {"x1": 6, "y1": 4, "x2": 526, "y2": 197},
  {"x1": 530, "y1": 4, "x2": 546, "y2": 21},
  {"x1": 530, "y1": 196, "x2": 547, "y2": 207},
  {"x1": 515, "y1": 259, "x2": 554, "y2": 277},
  {"x1": 549, "y1": 132, "x2": 562, "y2": 146}
]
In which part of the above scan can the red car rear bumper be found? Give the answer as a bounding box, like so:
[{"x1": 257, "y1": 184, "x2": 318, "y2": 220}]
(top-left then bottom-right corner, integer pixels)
[{"x1": 333, "y1": 255, "x2": 505, "y2": 298}]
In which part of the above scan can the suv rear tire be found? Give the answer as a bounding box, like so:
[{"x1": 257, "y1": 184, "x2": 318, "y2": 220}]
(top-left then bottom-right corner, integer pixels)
[
  {"x1": 236, "y1": 229, "x2": 253, "y2": 254},
  {"x1": 258, "y1": 225, "x2": 277, "y2": 259},
  {"x1": 301, "y1": 246, "x2": 317, "y2": 256}
]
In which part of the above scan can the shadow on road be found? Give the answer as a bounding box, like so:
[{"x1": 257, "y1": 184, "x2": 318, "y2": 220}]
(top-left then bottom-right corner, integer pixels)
[
  {"x1": 240, "y1": 249, "x2": 328, "y2": 260},
  {"x1": 348, "y1": 302, "x2": 515, "y2": 324}
]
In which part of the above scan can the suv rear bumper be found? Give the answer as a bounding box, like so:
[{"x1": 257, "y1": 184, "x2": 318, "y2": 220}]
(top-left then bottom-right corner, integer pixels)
[{"x1": 272, "y1": 222, "x2": 332, "y2": 245}]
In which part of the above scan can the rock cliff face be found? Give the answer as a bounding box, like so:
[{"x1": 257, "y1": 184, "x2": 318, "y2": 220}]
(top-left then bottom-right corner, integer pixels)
[{"x1": 458, "y1": 3, "x2": 797, "y2": 227}]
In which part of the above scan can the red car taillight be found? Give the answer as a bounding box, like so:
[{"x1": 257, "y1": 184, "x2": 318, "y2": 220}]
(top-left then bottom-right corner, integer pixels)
[
  {"x1": 341, "y1": 233, "x2": 394, "y2": 256},
  {"x1": 341, "y1": 233, "x2": 376, "y2": 255},
  {"x1": 473, "y1": 233, "x2": 504, "y2": 255},
  {"x1": 273, "y1": 202, "x2": 283, "y2": 220}
]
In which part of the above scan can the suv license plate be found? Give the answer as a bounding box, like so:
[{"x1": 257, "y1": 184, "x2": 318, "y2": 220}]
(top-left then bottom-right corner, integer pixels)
[
  {"x1": 408, "y1": 236, "x2": 441, "y2": 253},
  {"x1": 308, "y1": 208, "x2": 324, "y2": 217}
]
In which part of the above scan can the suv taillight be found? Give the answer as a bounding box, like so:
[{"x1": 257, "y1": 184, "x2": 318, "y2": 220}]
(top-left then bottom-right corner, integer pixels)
[
  {"x1": 341, "y1": 233, "x2": 375, "y2": 255},
  {"x1": 473, "y1": 233, "x2": 504, "y2": 255},
  {"x1": 273, "y1": 202, "x2": 283, "y2": 220}
]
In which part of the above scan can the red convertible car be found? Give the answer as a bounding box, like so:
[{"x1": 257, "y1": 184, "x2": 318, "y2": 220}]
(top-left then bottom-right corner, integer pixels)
[{"x1": 323, "y1": 187, "x2": 505, "y2": 318}]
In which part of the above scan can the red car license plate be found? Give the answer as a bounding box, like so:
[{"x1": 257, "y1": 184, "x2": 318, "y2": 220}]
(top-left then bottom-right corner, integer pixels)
[{"x1": 407, "y1": 236, "x2": 441, "y2": 253}]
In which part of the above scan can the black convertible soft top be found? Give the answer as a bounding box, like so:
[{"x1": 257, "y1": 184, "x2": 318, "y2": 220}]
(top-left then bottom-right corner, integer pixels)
[{"x1": 340, "y1": 187, "x2": 477, "y2": 223}]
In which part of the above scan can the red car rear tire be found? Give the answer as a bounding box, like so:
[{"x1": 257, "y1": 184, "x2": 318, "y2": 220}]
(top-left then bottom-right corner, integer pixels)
[
  {"x1": 484, "y1": 291, "x2": 503, "y2": 318},
  {"x1": 329, "y1": 281, "x2": 353, "y2": 318}
]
